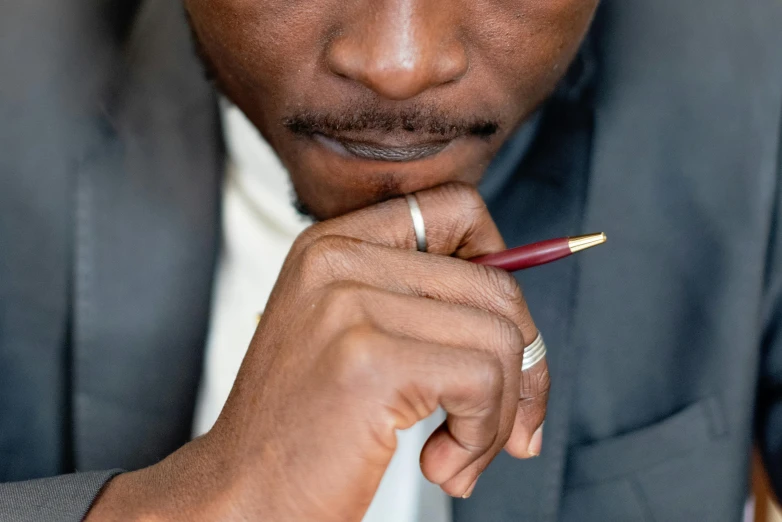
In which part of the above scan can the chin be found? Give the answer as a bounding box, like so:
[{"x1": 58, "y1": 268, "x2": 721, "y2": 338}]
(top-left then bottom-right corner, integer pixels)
[{"x1": 279, "y1": 133, "x2": 499, "y2": 220}]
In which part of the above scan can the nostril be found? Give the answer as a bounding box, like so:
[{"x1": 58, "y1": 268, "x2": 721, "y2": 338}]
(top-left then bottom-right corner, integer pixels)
[
  {"x1": 326, "y1": 38, "x2": 366, "y2": 81},
  {"x1": 437, "y1": 49, "x2": 469, "y2": 84}
]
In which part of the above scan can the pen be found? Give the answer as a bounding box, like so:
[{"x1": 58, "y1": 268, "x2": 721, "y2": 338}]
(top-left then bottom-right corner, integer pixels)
[{"x1": 469, "y1": 232, "x2": 607, "y2": 272}]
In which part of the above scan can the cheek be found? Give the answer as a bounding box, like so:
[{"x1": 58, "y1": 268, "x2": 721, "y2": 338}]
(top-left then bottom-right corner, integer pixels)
[
  {"x1": 186, "y1": 0, "x2": 334, "y2": 95},
  {"x1": 187, "y1": 0, "x2": 596, "y2": 115},
  {"x1": 468, "y1": 0, "x2": 598, "y2": 98}
]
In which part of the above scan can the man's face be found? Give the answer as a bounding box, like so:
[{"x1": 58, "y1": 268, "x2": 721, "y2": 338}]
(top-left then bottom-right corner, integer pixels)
[{"x1": 185, "y1": 0, "x2": 598, "y2": 219}]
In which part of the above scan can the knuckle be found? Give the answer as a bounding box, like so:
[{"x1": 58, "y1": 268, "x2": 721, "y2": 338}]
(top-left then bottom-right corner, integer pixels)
[
  {"x1": 481, "y1": 265, "x2": 525, "y2": 311},
  {"x1": 331, "y1": 324, "x2": 382, "y2": 385},
  {"x1": 481, "y1": 271, "x2": 538, "y2": 341},
  {"x1": 290, "y1": 225, "x2": 321, "y2": 257},
  {"x1": 440, "y1": 184, "x2": 490, "y2": 232},
  {"x1": 487, "y1": 358, "x2": 505, "y2": 393},
  {"x1": 491, "y1": 315, "x2": 525, "y2": 356},
  {"x1": 321, "y1": 280, "x2": 364, "y2": 308},
  {"x1": 473, "y1": 354, "x2": 504, "y2": 398},
  {"x1": 423, "y1": 183, "x2": 492, "y2": 251},
  {"x1": 458, "y1": 353, "x2": 505, "y2": 423},
  {"x1": 316, "y1": 281, "x2": 368, "y2": 329},
  {"x1": 442, "y1": 182, "x2": 485, "y2": 212},
  {"x1": 298, "y1": 235, "x2": 357, "y2": 282}
]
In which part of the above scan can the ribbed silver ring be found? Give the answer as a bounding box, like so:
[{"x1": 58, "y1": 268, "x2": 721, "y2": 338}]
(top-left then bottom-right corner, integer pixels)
[
  {"x1": 521, "y1": 333, "x2": 547, "y2": 371},
  {"x1": 405, "y1": 194, "x2": 428, "y2": 253}
]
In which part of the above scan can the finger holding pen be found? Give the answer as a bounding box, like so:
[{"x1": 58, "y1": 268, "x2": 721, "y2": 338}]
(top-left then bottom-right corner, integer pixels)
[
  {"x1": 276, "y1": 183, "x2": 547, "y2": 494},
  {"x1": 87, "y1": 182, "x2": 550, "y2": 522}
]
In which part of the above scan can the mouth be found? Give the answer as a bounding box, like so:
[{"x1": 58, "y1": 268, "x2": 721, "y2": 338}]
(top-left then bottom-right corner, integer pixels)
[{"x1": 312, "y1": 133, "x2": 454, "y2": 162}]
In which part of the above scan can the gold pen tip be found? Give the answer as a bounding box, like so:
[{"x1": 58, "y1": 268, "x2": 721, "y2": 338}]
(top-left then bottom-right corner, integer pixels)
[{"x1": 568, "y1": 232, "x2": 607, "y2": 254}]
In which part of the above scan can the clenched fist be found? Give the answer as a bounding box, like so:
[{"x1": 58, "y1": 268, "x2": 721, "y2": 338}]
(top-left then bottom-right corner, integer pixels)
[{"x1": 87, "y1": 183, "x2": 549, "y2": 521}]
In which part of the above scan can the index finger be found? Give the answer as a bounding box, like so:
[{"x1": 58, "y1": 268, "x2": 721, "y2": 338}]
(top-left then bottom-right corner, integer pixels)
[{"x1": 299, "y1": 182, "x2": 507, "y2": 259}]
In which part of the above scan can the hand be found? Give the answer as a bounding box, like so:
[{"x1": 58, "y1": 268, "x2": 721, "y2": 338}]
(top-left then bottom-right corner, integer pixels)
[{"x1": 86, "y1": 183, "x2": 549, "y2": 521}]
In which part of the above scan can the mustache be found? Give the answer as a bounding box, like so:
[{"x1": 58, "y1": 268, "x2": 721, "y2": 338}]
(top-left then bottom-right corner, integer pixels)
[{"x1": 283, "y1": 107, "x2": 501, "y2": 139}]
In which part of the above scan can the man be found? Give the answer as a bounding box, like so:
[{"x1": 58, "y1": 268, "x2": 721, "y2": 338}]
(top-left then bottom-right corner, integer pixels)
[{"x1": 1, "y1": 1, "x2": 781, "y2": 521}]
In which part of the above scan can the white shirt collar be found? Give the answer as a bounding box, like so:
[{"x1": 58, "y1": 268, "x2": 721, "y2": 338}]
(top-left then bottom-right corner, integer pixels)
[{"x1": 220, "y1": 98, "x2": 311, "y2": 236}]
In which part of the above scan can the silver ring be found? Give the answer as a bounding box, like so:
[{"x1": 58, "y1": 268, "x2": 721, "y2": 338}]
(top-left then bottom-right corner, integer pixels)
[
  {"x1": 405, "y1": 194, "x2": 428, "y2": 253},
  {"x1": 522, "y1": 333, "x2": 546, "y2": 371}
]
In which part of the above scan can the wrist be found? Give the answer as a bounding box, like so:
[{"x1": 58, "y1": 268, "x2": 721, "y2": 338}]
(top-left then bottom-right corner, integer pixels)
[{"x1": 85, "y1": 434, "x2": 237, "y2": 521}]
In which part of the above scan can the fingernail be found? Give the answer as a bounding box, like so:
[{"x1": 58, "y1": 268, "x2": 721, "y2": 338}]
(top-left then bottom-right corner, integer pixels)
[
  {"x1": 527, "y1": 422, "x2": 544, "y2": 457},
  {"x1": 461, "y1": 474, "x2": 481, "y2": 499}
]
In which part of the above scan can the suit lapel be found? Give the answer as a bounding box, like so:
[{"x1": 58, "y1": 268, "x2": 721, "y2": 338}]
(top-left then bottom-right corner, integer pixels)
[
  {"x1": 72, "y1": 0, "x2": 223, "y2": 470},
  {"x1": 456, "y1": 0, "x2": 782, "y2": 519},
  {"x1": 0, "y1": 0, "x2": 131, "y2": 479}
]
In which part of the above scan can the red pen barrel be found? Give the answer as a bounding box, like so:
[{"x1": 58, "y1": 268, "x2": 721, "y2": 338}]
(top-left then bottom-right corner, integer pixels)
[{"x1": 470, "y1": 238, "x2": 572, "y2": 272}]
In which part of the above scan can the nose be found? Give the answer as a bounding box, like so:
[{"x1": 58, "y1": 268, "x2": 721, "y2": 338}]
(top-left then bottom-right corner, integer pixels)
[{"x1": 326, "y1": 0, "x2": 468, "y2": 101}]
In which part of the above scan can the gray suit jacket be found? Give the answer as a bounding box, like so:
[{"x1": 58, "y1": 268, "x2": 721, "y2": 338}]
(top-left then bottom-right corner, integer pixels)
[{"x1": 1, "y1": 1, "x2": 781, "y2": 521}]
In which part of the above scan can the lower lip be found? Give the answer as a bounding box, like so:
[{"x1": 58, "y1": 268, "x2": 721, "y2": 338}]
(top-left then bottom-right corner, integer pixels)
[{"x1": 312, "y1": 134, "x2": 453, "y2": 162}]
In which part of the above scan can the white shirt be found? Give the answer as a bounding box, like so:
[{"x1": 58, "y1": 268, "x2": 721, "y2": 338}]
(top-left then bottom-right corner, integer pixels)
[{"x1": 192, "y1": 101, "x2": 450, "y2": 522}]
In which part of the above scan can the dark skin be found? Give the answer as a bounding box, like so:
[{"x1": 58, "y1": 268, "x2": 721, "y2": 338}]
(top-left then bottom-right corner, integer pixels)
[{"x1": 86, "y1": 1, "x2": 598, "y2": 520}]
